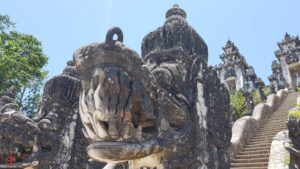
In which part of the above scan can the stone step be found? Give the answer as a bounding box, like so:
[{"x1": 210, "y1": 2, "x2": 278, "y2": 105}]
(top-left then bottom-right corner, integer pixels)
[
  {"x1": 232, "y1": 157, "x2": 269, "y2": 163},
  {"x1": 231, "y1": 162, "x2": 268, "y2": 168},
  {"x1": 253, "y1": 133, "x2": 279, "y2": 138},
  {"x1": 250, "y1": 138, "x2": 274, "y2": 142},
  {"x1": 261, "y1": 122, "x2": 286, "y2": 126},
  {"x1": 230, "y1": 92, "x2": 298, "y2": 169},
  {"x1": 254, "y1": 133, "x2": 281, "y2": 138},
  {"x1": 244, "y1": 142, "x2": 270, "y2": 148},
  {"x1": 242, "y1": 146, "x2": 270, "y2": 152},
  {"x1": 274, "y1": 109, "x2": 292, "y2": 112},
  {"x1": 252, "y1": 136, "x2": 275, "y2": 139},
  {"x1": 239, "y1": 149, "x2": 269, "y2": 155},
  {"x1": 231, "y1": 167, "x2": 267, "y2": 169},
  {"x1": 235, "y1": 153, "x2": 269, "y2": 159},
  {"x1": 260, "y1": 123, "x2": 286, "y2": 128},
  {"x1": 259, "y1": 126, "x2": 286, "y2": 130},
  {"x1": 248, "y1": 141, "x2": 272, "y2": 146},
  {"x1": 261, "y1": 121, "x2": 286, "y2": 124},
  {"x1": 255, "y1": 130, "x2": 283, "y2": 135},
  {"x1": 256, "y1": 130, "x2": 285, "y2": 135},
  {"x1": 255, "y1": 132, "x2": 282, "y2": 136}
]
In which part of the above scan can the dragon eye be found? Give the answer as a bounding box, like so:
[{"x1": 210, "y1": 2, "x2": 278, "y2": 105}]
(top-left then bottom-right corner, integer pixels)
[{"x1": 152, "y1": 67, "x2": 173, "y2": 89}]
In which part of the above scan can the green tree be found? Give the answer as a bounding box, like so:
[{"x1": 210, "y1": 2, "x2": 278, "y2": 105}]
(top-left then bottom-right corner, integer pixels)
[
  {"x1": 230, "y1": 91, "x2": 246, "y2": 119},
  {"x1": 0, "y1": 15, "x2": 48, "y2": 117},
  {"x1": 0, "y1": 14, "x2": 15, "y2": 32}
]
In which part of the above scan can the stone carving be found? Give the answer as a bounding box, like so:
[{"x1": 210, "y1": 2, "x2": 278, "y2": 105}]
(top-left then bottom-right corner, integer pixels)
[
  {"x1": 255, "y1": 78, "x2": 267, "y2": 102},
  {"x1": 215, "y1": 40, "x2": 263, "y2": 93},
  {"x1": 285, "y1": 114, "x2": 300, "y2": 168},
  {"x1": 0, "y1": 4, "x2": 232, "y2": 169},
  {"x1": 270, "y1": 33, "x2": 300, "y2": 91},
  {"x1": 268, "y1": 60, "x2": 286, "y2": 93},
  {"x1": 74, "y1": 5, "x2": 232, "y2": 169},
  {"x1": 0, "y1": 62, "x2": 104, "y2": 168},
  {"x1": 242, "y1": 91, "x2": 254, "y2": 116}
]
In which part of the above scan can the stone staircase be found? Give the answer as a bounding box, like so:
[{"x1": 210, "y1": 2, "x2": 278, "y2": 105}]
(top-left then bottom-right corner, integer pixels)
[{"x1": 230, "y1": 92, "x2": 298, "y2": 169}]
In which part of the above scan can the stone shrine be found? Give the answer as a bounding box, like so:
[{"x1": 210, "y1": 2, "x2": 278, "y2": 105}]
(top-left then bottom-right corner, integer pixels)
[
  {"x1": 269, "y1": 33, "x2": 300, "y2": 91},
  {"x1": 268, "y1": 60, "x2": 287, "y2": 93},
  {"x1": 215, "y1": 40, "x2": 263, "y2": 93}
]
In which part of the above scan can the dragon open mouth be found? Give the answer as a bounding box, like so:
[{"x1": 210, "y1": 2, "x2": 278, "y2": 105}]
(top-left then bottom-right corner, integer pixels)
[
  {"x1": 0, "y1": 113, "x2": 38, "y2": 165},
  {"x1": 78, "y1": 64, "x2": 162, "y2": 162},
  {"x1": 74, "y1": 27, "x2": 188, "y2": 163}
]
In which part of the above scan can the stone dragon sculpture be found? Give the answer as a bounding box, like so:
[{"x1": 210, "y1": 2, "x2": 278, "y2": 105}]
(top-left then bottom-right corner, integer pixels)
[
  {"x1": 74, "y1": 5, "x2": 232, "y2": 169},
  {"x1": 0, "y1": 5, "x2": 232, "y2": 169},
  {"x1": 0, "y1": 62, "x2": 104, "y2": 168},
  {"x1": 284, "y1": 114, "x2": 300, "y2": 168}
]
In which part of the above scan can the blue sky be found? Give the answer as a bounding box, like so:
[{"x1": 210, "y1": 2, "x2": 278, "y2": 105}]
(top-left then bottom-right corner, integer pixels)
[{"x1": 1, "y1": 0, "x2": 300, "y2": 83}]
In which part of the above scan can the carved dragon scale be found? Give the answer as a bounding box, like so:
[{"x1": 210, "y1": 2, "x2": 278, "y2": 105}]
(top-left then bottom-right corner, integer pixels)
[{"x1": 0, "y1": 5, "x2": 232, "y2": 169}]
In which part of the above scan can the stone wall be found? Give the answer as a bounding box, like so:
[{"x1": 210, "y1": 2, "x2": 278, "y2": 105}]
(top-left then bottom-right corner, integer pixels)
[
  {"x1": 269, "y1": 95, "x2": 300, "y2": 169},
  {"x1": 229, "y1": 88, "x2": 289, "y2": 158},
  {"x1": 268, "y1": 131, "x2": 290, "y2": 169}
]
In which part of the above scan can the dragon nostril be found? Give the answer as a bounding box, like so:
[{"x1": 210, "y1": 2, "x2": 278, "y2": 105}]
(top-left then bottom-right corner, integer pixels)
[
  {"x1": 101, "y1": 121, "x2": 109, "y2": 131},
  {"x1": 142, "y1": 126, "x2": 157, "y2": 134}
]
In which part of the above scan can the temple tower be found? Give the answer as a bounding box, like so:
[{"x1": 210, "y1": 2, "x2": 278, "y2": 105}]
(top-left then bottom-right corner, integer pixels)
[
  {"x1": 272, "y1": 33, "x2": 300, "y2": 90},
  {"x1": 216, "y1": 40, "x2": 262, "y2": 93},
  {"x1": 268, "y1": 60, "x2": 286, "y2": 92}
]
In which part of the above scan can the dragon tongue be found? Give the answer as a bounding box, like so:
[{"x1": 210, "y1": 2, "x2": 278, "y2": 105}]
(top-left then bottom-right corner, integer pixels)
[{"x1": 86, "y1": 139, "x2": 162, "y2": 163}]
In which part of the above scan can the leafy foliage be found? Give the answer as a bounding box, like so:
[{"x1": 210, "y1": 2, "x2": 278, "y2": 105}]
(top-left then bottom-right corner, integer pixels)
[
  {"x1": 263, "y1": 87, "x2": 271, "y2": 96},
  {"x1": 283, "y1": 154, "x2": 290, "y2": 166},
  {"x1": 0, "y1": 15, "x2": 15, "y2": 32},
  {"x1": 251, "y1": 90, "x2": 262, "y2": 105},
  {"x1": 230, "y1": 91, "x2": 247, "y2": 119},
  {"x1": 0, "y1": 15, "x2": 48, "y2": 117},
  {"x1": 288, "y1": 109, "x2": 300, "y2": 119},
  {"x1": 16, "y1": 78, "x2": 44, "y2": 117}
]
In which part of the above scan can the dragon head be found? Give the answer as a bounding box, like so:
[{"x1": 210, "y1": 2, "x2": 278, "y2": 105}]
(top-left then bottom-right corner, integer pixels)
[
  {"x1": 74, "y1": 27, "x2": 189, "y2": 165},
  {"x1": 74, "y1": 5, "x2": 231, "y2": 169}
]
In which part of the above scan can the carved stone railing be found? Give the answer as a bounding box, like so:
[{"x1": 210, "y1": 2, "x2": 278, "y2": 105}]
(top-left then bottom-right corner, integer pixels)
[
  {"x1": 268, "y1": 95, "x2": 300, "y2": 169},
  {"x1": 229, "y1": 88, "x2": 289, "y2": 158}
]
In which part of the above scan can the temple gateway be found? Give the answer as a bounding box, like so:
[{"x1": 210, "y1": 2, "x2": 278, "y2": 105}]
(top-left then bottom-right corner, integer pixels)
[
  {"x1": 269, "y1": 33, "x2": 300, "y2": 92},
  {"x1": 215, "y1": 40, "x2": 264, "y2": 93}
]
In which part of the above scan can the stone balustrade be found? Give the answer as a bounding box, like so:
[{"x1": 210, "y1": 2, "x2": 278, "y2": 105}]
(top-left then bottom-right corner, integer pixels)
[{"x1": 229, "y1": 88, "x2": 289, "y2": 158}]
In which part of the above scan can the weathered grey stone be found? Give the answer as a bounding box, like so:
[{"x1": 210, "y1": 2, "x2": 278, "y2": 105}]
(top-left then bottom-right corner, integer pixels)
[
  {"x1": 269, "y1": 60, "x2": 287, "y2": 92},
  {"x1": 268, "y1": 131, "x2": 290, "y2": 169},
  {"x1": 0, "y1": 5, "x2": 233, "y2": 169},
  {"x1": 230, "y1": 88, "x2": 288, "y2": 158},
  {"x1": 73, "y1": 5, "x2": 232, "y2": 169},
  {"x1": 0, "y1": 64, "x2": 104, "y2": 169},
  {"x1": 229, "y1": 116, "x2": 256, "y2": 158},
  {"x1": 284, "y1": 112, "x2": 300, "y2": 168},
  {"x1": 266, "y1": 94, "x2": 279, "y2": 112}
]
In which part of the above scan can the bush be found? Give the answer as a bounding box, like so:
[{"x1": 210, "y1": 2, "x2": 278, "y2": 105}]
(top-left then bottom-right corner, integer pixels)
[
  {"x1": 263, "y1": 87, "x2": 271, "y2": 96},
  {"x1": 230, "y1": 91, "x2": 247, "y2": 119},
  {"x1": 288, "y1": 109, "x2": 300, "y2": 119},
  {"x1": 251, "y1": 90, "x2": 262, "y2": 106}
]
